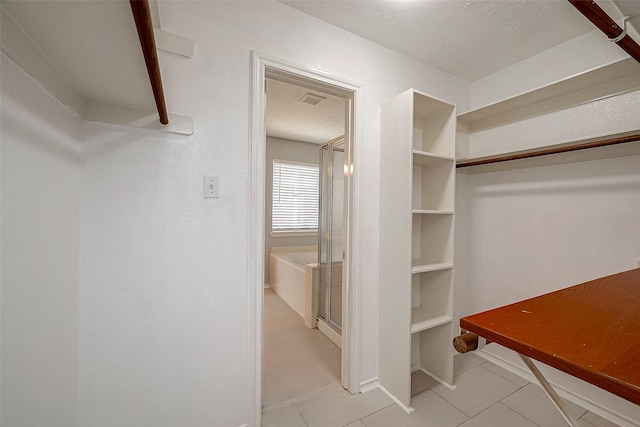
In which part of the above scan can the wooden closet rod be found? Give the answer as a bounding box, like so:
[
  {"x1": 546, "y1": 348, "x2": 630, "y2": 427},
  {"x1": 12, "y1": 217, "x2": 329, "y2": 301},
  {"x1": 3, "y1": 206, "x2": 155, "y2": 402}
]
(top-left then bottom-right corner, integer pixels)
[
  {"x1": 130, "y1": 0, "x2": 169, "y2": 125},
  {"x1": 568, "y1": 0, "x2": 640, "y2": 64},
  {"x1": 456, "y1": 132, "x2": 640, "y2": 168}
]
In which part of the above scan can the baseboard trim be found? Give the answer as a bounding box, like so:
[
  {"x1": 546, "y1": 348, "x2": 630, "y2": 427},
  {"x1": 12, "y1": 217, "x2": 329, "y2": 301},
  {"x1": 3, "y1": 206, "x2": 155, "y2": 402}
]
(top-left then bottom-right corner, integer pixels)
[
  {"x1": 478, "y1": 349, "x2": 639, "y2": 427},
  {"x1": 359, "y1": 377, "x2": 379, "y2": 393},
  {"x1": 358, "y1": 378, "x2": 414, "y2": 414},
  {"x1": 377, "y1": 383, "x2": 414, "y2": 414}
]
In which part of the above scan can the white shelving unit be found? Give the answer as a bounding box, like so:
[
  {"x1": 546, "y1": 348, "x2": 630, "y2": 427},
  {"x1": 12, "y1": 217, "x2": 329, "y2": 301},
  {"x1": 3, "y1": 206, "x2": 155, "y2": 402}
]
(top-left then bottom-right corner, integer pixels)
[{"x1": 379, "y1": 89, "x2": 456, "y2": 412}]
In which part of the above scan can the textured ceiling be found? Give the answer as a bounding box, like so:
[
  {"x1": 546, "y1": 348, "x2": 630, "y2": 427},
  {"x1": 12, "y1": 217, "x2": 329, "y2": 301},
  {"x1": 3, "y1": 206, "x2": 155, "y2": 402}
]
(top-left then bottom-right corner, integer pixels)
[
  {"x1": 285, "y1": 0, "x2": 596, "y2": 81},
  {"x1": 266, "y1": 78, "x2": 346, "y2": 144}
]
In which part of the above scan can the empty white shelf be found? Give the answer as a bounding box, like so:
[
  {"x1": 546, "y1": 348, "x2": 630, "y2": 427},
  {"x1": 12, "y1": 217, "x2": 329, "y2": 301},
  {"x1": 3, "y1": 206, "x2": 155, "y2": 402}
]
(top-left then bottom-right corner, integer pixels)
[
  {"x1": 411, "y1": 263, "x2": 453, "y2": 275},
  {"x1": 410, "y1": 313, "x2": 453, "y2": 334},
  {"x1": 413, "y1": 150, "x2": 455, "y2": 166}
]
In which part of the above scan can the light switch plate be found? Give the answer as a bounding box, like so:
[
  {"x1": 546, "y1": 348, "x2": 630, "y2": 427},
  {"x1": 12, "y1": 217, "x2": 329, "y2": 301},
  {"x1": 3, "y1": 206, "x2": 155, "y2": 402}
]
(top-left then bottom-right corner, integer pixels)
[{"x1": 204, "y1": 176, "x2": 219, "y2": 198}]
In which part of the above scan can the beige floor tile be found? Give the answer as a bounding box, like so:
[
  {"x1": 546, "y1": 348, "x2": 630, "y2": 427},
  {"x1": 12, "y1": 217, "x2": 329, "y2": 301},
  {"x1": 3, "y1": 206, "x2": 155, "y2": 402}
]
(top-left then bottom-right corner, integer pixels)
[
  {"x1": 411, "y1": 370, "x2": 439, "y2": 396},
  {"x1": 482, "y1": 360, "x2": 530, "y2": 387},
  {"x1": 580, "y1": 411, "x2": 623, "y2": 427},
  {"x1": 264, "y1": 334, "x2": 339, "y2": 375},
  {"x1": 264, "y1": 306, "x2": 305, "y2": 332},
  {"x1": 459, "y1": 403, "x2": 538, "y2": 427},
  {"x1": 262, "y1": 404, "x2": 308, "y2": 427},
  {"x1": 264, "y1": 323, "x2": 324, "y2": 354},
  {"x1": 432, "y1": 365, "x2": 522, "y2": 417},
  {"x1": 296, "y1": 387, "x2": 393, "y2": 427},
  {"x1": 263, "y1": 288, "x2": 342, "y2": 408},
  {"x1": 264, "y1": 288, "x2": 291, "y2": 312},
  {"x1": 343, "y1": 421, "x2": 365, "y2": 427},
  {"x1": 454, "y1": 352, "x2": 486, "y2": 376},
  {"x1": 502, "y1": 383, "x2": 587, "y2": 427},
  {"x1": 263, "y1": 353, "x2": 341, "y2": 407},
  {"x1": 361, "y1": 389, "x2": 468, "y2": 427}
]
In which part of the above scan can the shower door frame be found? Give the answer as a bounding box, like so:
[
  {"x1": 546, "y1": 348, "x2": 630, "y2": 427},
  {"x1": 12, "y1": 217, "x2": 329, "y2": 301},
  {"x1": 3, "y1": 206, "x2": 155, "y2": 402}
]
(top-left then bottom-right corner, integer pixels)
[
  {"x1": 318, "y1": 136, "x2": 346, "y2": 334},
  {"x1": 249, "y1": 51, "x2": 362, "y2": 427}
]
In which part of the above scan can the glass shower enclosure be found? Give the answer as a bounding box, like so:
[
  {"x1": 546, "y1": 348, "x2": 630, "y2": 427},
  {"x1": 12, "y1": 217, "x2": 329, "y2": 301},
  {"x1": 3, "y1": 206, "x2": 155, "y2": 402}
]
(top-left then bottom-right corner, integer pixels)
[{"x1": 318, "y1": 136, "x2": 346, "y2": 335}]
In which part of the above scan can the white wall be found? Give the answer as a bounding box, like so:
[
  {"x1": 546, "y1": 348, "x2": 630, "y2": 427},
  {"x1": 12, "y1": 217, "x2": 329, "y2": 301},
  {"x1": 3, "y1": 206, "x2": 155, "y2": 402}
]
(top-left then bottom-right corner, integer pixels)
[
  {"x1": 77, "y1": 2, "x2": 470, "y2": 426},
  {"x1": 1, "y1": 54, "x2": 81, "y2": 426},
  {"x1": 265, "y1": 136, "x2": 319, "y2": 284}
]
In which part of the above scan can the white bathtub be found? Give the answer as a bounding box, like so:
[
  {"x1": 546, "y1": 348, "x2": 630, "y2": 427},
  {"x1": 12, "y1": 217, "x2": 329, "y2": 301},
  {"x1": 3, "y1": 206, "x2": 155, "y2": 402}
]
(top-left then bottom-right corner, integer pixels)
[{"x1": 269, "y1": 246, "x2": 318, "y2": 328}]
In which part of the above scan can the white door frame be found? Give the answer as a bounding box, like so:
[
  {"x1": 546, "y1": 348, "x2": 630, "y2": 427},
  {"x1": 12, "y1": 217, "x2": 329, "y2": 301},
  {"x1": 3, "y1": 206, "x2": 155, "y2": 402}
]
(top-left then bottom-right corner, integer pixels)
[{"x1": 248, "y1": 51, "x2": 362, "y2": 426}]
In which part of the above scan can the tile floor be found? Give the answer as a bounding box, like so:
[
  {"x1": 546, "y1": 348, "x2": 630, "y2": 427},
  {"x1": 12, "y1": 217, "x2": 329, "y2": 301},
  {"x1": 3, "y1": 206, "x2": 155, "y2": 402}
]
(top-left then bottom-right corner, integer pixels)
[{"x1": 262, "y1": 289, "x2": 622, "y2": 427}]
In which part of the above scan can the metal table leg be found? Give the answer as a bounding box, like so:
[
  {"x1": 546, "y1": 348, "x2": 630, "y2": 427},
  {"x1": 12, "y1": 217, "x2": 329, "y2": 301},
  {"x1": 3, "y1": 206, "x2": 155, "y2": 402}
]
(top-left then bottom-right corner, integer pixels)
[{"x1": 519, "y1": 354, "x2": 583, "y2": 427}]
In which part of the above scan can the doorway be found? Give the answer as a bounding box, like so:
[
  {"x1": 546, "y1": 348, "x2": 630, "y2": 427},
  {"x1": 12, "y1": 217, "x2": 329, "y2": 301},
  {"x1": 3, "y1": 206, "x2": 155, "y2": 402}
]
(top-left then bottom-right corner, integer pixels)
[{"x1": 249, "y1": 52, "x2": 361, "y2": 426}]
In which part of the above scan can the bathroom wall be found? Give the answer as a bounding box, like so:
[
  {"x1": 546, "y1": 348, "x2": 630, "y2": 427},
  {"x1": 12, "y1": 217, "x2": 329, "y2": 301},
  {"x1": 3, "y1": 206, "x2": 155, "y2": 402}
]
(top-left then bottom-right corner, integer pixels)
[
  {"x1": 265, "y1": 136, "x2": 320, "y2": 284},
  {"x1": 1, "y1": 54, "x2": 81, "y2": 427}
]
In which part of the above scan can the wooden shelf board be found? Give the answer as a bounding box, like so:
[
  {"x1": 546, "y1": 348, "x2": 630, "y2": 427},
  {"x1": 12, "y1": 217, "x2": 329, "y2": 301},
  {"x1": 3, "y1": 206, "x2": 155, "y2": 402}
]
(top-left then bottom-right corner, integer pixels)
[
  {"x1": 411, "y1": 263, "x2": 453, "y2": 274},
  {"x1": 410, "y1": 314, "x2": 452, "y2": 334}
]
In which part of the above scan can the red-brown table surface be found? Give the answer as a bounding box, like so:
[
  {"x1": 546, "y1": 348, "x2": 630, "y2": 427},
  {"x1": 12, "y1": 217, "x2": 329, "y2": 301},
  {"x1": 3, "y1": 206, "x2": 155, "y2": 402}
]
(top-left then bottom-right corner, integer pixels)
[{"x1": 460, "y1": 268, "x2": 640, "y2": 405}]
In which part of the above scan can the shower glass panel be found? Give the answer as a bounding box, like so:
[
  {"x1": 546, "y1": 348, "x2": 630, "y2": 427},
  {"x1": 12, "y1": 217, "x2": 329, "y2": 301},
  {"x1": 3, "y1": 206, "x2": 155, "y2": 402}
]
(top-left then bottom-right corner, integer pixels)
[{"x1": 318, "y1": 137, "x2": 345, "y2": 334}]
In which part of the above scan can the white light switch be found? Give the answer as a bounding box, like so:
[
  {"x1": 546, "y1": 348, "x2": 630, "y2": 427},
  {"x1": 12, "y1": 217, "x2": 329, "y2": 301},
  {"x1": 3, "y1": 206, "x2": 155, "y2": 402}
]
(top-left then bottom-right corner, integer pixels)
[{"x1": 204, "y1": 176, "x2": 219, "y2": 198}]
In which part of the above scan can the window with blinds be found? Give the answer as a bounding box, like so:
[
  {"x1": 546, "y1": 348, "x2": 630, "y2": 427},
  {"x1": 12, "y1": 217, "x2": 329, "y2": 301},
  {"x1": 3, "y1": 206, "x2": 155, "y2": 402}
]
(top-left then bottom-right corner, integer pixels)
[{"x1": 272, "y1": 160, "x2": 319, "y2": 232}]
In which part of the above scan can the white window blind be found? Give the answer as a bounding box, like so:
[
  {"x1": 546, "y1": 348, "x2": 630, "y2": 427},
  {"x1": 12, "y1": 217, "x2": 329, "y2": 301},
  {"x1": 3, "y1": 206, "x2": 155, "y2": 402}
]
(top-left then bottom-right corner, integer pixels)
[{"x1": 272, "y1": 160, "x2": 319, "y2": 231}]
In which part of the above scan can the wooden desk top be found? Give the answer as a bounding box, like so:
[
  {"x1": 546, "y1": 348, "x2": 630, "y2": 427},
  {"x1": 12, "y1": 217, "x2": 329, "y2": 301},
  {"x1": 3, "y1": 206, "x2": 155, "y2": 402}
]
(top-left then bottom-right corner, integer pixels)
[{"x1": 460, "y1": 268, "x2": 640, "y2": 405}]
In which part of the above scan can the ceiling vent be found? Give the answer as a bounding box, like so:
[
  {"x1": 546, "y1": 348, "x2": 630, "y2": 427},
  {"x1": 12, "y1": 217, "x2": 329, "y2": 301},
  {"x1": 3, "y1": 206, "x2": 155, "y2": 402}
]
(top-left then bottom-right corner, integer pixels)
[{"x1": 299, "y1": 92, "x2": 326, "y2": 106}]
